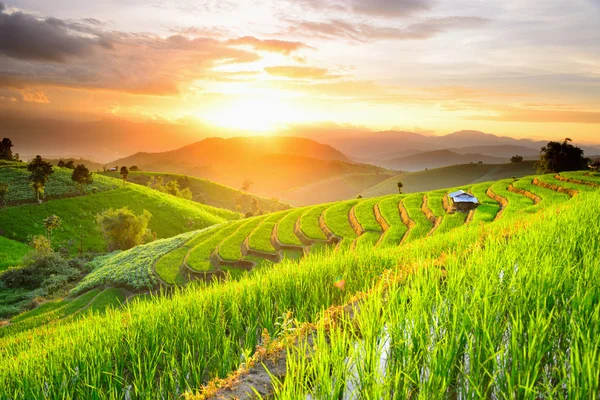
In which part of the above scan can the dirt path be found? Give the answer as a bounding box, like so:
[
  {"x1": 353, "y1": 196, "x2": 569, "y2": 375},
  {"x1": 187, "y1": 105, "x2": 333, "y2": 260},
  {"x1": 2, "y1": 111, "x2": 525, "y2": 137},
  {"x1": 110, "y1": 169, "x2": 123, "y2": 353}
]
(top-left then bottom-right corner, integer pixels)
[
  {"x1": 486, "y1": 185, "x2": 508, "y2": 221},
  {"x1": 422, "y1": 195, "x2": 442, "y2": 237},
  {"x1": 508, "y1": 182, "x2": 542, "y2": 204},
  {"x1": 532, "y1": 178, "x2": 578, "y2": 197},
  {"x1": 398, "y1": 200, "x2": 415, "y2": 244}
]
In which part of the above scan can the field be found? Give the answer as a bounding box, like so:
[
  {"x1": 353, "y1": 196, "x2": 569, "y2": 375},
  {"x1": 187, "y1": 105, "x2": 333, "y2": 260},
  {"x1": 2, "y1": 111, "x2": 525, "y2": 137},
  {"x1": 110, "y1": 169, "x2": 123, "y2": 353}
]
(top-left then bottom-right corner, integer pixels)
[
  {"x1": 0, "y1": 181, "x2": 239, "y2": 253},
  {"x1": 0, "y1": 163, "x2": 119, "y2": 205},
  {"x1": 0, "y1": 170, "x2": 598, "y2": 398},
  {"x1": 101, "y1": 171, "x2": 289, "y2": 214}
]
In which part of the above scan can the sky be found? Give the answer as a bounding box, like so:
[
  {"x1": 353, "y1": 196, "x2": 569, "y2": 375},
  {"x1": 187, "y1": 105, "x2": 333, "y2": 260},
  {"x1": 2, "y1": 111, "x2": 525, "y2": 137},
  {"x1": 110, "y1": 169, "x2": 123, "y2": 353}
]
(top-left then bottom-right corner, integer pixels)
[{"x1": 1, "y1": 0, "x2": 599, "y2": 142}]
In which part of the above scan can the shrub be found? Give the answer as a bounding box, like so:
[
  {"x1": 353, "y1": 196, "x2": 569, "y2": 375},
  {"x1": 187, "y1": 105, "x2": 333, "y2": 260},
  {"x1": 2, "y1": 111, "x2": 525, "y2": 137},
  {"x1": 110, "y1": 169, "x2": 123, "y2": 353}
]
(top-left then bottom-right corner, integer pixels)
[{"x1": 96, "y1": 207, "x2": 152, "y2": 251}]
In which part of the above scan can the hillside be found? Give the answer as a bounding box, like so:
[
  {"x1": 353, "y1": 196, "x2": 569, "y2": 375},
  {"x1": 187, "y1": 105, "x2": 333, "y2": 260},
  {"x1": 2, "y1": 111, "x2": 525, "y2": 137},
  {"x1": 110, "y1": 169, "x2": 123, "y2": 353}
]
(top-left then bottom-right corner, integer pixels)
[
  {"x1": 66, "y1": 169, "x2": 591, "y2": 294},
  {"x1": 272, "y1": 171, "x2": 396, "y2": 206},
  {"x1": 101, "y1": 171, "x2": 289, "y2": 214},
  {"x1": 1, "y1": 170, "x2": 598, "y2": 397},
  {"x1": 0, "y1": 179, "x2": 240, "y2": 254},
  {"x1": 0, "y1": 237, "x2": 30, "y2": 271},
  {"x1": 382, "y1": 149, "x2": 508, "y2": 171},
  {"x1": 360, "y1": 161, "x2": 536, "y2": 197},
  {"x1": 109, "y1": 137, "x2": 389, "y2": 194}
]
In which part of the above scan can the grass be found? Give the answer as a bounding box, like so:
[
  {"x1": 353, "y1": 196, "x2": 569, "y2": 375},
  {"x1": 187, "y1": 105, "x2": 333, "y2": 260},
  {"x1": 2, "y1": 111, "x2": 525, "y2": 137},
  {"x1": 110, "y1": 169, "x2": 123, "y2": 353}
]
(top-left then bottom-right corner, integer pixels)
[
  {"x1": 299, "y1": 204, "x2": 329, "y2": 241},
  {"x1": 490, "y1": 178, "x2": 536, "y2": 218},
  {"x1": 470, "y1": 182, "x2": 500, "y2": 224},
  {"x1": 322, "y1": 200, "x2": 359, "y2": 250},
  {"x1": 376, "y1": 195, "x2": 407, "y2": 247},
  {"x1": 429, "y1": 188, "x2": 469, "y2": 235},
  {"x1": 352, "y1": 197, "x2": 382, "y2": 232},
  {"x1": 0, "y1": 174, "x2": 597, "y2": 398},
  {"x1": 271, "y1": 192, "x2": 600, "y2": 399},
  {"x1": 0, "y1": 184, "x2": 239, "y2": 254},
  {"x1": 101, "y1": 171, "x2": 289, "y2": 214},
  {"x1": 82, "y1": 288, "x2": 126, "y2": 315},
  {"x1": 0, "y1": 164, "x2": 119, "y2": 205},
  {"x1": 154, "y1": 227, "x2": 219, "y2": 285},
  {"x1": 0, "y1": 289, "x2": 101, "y2": 339},
  {"x1": 276, "y1": 209, "x2": 305, "y2": 247},
  {"x1": 513, "y1": 176, "x2": 570, "y2": 206},
  {"x1": 73, "y1": 232, "x2": 197, "y2": 294},
  {"x1": 186, "y1": 223, "x2": 241, "y2": 272},
  {"x1": 248, "y1": 210, "x2": 291, "y2": 254},
  {"x1": 219, "y1": 217, "x2": 266, "y2": 261},
  {"x1": 402, "y1": 193, "x2": 432, "y2": 242},
  {"x1": 0, "y1": 236, "x2": 30, "y2": 271}
]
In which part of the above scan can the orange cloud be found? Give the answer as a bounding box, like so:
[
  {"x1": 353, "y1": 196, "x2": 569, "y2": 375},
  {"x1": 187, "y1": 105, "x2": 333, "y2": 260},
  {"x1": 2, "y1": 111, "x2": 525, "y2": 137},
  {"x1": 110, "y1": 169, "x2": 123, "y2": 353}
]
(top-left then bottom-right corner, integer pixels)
[
  {"x1": 21, "y1": 90, "x2": 49, "y2": 104},
  {"x1": 466, "y1": 106, "x2": 600, "y2": 124},
  {"x1": 227, "y1": 36, "x2": 312, "y2": 54}
]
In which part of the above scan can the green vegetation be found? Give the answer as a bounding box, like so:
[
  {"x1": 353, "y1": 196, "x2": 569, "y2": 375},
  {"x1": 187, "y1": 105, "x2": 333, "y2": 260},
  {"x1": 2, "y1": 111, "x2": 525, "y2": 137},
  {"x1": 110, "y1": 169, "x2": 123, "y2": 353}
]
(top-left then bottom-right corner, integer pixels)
[
  {"x1": 0, "y1": 236, "x2": 30, "y2": 271},
  {"x1": 376, "y1": 195, "x2": 407, "y2": 247},
  {"x1": 1, "y1": 175, "x2": 597, "y2": 398},
  {"x1": 186, "y1": 223, "x2": 241, "y2": 272},
  {"x1": 272, "y1": 192, "x2": 600, "y2": 398},
  {"x1": 0, "y1": 184, "x2": 239, "y2": 253},
  {"x1": 73, "y1": 232, "x2": 196, "y2": 294},
  {"x1": 276, "y1": 208, "x2": 305, "y2": 246},
  {"x1": 102, "y1": 171, "x2": 288, "y2": 214},
  {"x1": 490, "y1": 178, "x2": 535, "y2": 218},
  {"x1": 322, "y1": 200, "x2": 358, "y2": 250},
  {"x1": 219, "y1": 217, "x2": 265, "y2": 261},
  {"x1": 0, "y1": 164, "x2": 118, "y2": 205},
  {"x1": 513, "y1": 176, "x2": 570, "y2": 206},
  {"x1": 428, "y1": 189, "x2": 468, "y2": 235},
  {"x1": 470, "y1": 182, "x2": 500, "y2": 224},
  {"x1": 299, "y1": 204, "x2": 329, "y2": 241},
  {"x1": 248, "y1": 211, "x2": 290, "y2": 253},
  {"x1": 83, "y1": 288, "x2": 126, "y2": 315},
  {"x1": 402, "y1": 193, "x2": 432, "y2": 242},
  {"x1": 352, "y1": 197, "x2": 383, "y2": 249}
]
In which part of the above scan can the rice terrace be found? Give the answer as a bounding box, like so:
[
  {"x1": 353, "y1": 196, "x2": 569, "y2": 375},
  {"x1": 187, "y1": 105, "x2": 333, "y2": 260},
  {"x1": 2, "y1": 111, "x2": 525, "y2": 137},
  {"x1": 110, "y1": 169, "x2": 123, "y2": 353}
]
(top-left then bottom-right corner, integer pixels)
[{"x1": 2, "y1": 0, "x2": 600, "y2": 398}]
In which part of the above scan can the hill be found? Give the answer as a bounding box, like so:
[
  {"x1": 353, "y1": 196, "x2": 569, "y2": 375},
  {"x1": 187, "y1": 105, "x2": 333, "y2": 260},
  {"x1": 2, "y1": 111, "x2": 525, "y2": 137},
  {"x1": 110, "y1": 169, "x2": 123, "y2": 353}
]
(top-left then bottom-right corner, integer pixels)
[
  {"x1": 111, "y1": 138, "x2": 388, "y2": 194},
  {"x1": 0, "y1": 237, "x2": 30, "y2": 272},
  {"x1": 101, "y1": 171, "x2": 290, "y2": 214},
  {"x1": 1, "y1": 170, "x2": 598, "y2": 397},
  {"x1": 0, "y1": 175, "x2": 240, "y2": 254},
  {"x1": 382, "y1": 149, "x2": 508, "y2": 171},
  {"x1": 272, "y1": 171, "x2": 396, "y2": 206},
  {"x1": 360, "y1": 161, "x2": 537, "y2": 198}
]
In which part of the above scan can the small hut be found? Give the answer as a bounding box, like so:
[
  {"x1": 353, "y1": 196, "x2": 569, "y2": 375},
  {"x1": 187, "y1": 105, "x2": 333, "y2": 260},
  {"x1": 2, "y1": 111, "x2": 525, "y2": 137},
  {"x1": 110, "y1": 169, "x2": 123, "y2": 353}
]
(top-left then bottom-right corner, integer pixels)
[
  {"x1": 590, "y1": 160, "x2": 600, "y2": 172},
  {"x1": 449, "y1": 190, "x2": 479, "y2": 213}
]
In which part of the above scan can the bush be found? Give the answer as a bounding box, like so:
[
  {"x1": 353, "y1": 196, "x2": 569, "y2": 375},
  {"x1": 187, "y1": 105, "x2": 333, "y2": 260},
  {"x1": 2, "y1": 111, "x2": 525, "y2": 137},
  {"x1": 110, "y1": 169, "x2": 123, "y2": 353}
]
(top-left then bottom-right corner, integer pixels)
[
  {"x1": 96, "y1": 207, "x2": 152, "y2": 251},
  {"x1": 0, "y1": 252, "x2": 80, "y2": 290}
]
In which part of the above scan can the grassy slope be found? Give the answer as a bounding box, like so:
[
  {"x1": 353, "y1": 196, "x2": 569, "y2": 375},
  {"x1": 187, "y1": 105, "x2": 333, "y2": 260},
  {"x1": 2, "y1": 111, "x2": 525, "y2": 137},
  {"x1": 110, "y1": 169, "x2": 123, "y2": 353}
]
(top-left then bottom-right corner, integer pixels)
[
  {"x1": 0, "y1": 164, "x2": 119, "y2": 205},
  {"x1": 102, "y1": 171, "x2": 289, "y2": 214},
  {"x1": 0, "y1": 184, "x2": 239, "y2": 253},
  {"x1": 0, "y1": 236, "x2": 30, "y2": 271},
  {"x1": 402, "y1": 194, "x2": 432, "y2": 242},
  {"x1": 322, "y1": 200, "x2": 358, "y2": 250},
  {"x1": 360, "y1": 162, "x2": 536, "y2": 198},
  {"x1": 376, "y1": 195, "x2": 407, "y2": 247},
  {"x1": 0, "y1": 182, "x2": 597, "y2": 398},
  {"x1": 470, "y1": 182, "x2": 500, "y2": 224}
]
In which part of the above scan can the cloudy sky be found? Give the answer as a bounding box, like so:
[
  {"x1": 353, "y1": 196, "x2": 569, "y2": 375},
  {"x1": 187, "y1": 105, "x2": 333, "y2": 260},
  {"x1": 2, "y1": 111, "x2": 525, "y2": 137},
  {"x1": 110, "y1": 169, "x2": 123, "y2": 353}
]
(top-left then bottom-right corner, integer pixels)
[{"x1": 1, "y1": 0, "x2": 599, "y2": 142}]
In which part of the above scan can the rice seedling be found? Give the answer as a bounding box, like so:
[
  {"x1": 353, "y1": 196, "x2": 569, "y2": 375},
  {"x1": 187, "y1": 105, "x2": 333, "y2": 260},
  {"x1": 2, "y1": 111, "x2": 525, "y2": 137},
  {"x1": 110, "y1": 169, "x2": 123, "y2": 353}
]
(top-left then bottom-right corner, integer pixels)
[
  {"x1": 323, "y1": 200, "x2": 359, "y2": 250},
  {"x1": 402, "y1": 193, "x2": 432, "y2": 242},
  {"x1": 277, "y1": 209, "x2": 305, "y2": 247},
  {"x1": 186, "y1": 223, "x2": 241, "y2": 272},
  {"x1": 299, "y1": 204, "x2": 330, "y2": 241},
  {"x1": 219, "y1": 216, "x2": 266, "y2": 261},
  {"x1": 470, "y1": 182, "x2": 500, "y2": 224},
  {"x1": 375, "y1": 195, "x2": 407, "y2": 247},
  {"x1": 248, "y1": 210, "x2": 292, "y2": 253}
]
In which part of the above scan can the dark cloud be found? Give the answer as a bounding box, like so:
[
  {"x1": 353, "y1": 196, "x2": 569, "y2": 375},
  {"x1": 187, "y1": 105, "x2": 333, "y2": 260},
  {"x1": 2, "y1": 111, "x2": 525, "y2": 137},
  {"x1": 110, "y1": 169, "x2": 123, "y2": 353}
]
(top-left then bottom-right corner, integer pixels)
[
  {"x1": 285, "y1": 16, "x2": 488, "y2": 42},
  {"x1": 0, "y1": 3, "x2": 111, "y2": 62},
  {"x1": 296, "y1": 0, "x2": 432, "y2": 17}
]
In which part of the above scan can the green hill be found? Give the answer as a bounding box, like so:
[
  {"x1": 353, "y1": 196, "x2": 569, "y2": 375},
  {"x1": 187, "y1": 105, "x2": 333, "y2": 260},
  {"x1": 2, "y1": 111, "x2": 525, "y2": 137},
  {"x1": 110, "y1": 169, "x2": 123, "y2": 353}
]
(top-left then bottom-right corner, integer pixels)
[
  {"x1": 69, "y1": 170, "x2": 591, "y2": 294},
  {"x1": 0, "y1": 179, "x2": 240, "y2": 254},
  {"x1": 0, "y1": 170, "x2": 598, "y2": 398},
  {"x1": 101, "y1": 171, "x2": 289, "y2": 214},
  {"x1": 0, "y1": 237, "x2": 30, "y2": 272},
  {"x1": 360, "y1": 161, "x2": 536, "y2": 198}
]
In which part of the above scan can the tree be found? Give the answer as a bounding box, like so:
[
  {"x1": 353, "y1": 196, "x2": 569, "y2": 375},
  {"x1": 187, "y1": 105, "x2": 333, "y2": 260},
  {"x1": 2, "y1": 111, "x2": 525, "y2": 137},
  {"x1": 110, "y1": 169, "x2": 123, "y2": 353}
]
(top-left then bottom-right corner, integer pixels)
[
  {"x1": 96, "y1": 207, "x2": 152, "y2": 251},
  {"x1": 130, "y1": 165, "x2": 140, "y2": 172},
  {"x1": 397, "y1": 181, "x2": 403, "y2": 194},
  {"x1": 71, "y1": 164, "x2": 94, "y2": 193},
  {"x1": 241, "y1": 179, "x2": 253, "y2": 193},
  {"x1": 538, "y1": 138, "x2": 589, "y2": 173},
  {"x1": 251, "y1": 198, "x2": 261, "y2": 216},
  {"x1": 120, "y1": 166, "x2": 129, "y2": 184},
  {"x1": 510, "y1": 155, "x2": 524, "y2": 163},
  {"x1": 57, "y1": 160, "x2": 66, "y2": 168},
  {"x1": 43, "y1": 215, "x2": 62, "y2": 242},
  {"x1": 0, "y1": 183, "x2": 8, "y2": 208},
  {"x1": 27, "y1": 155, "x2": 54, "y2": 203},
  {"x1": 64, "y1": 160, "x2": 75, "y2": 169},
  {"x1": 0, "y1": 138, "x2": 14, "y2": 160}
]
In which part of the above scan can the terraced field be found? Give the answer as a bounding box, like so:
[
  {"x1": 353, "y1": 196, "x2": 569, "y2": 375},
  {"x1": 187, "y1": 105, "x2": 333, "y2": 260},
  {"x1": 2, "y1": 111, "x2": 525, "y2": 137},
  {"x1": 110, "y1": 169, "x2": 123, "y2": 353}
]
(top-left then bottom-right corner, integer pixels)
[
  {"x1": 66, "y1": 172, "x2": 596, "y2": 295},
  {"x1": 2, "y1": 170, "x2": 599, "y2": 398}
]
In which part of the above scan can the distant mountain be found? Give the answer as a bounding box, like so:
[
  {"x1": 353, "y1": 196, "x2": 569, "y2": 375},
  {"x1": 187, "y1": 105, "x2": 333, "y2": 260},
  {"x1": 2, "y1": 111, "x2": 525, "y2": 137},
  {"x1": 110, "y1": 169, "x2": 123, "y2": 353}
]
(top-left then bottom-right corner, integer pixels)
[
  {"x1": 111, "y1": 136, "x2": 386, "y2": 194},
  {"x1": 382, "y1": 150, "x2": 508, "y2": 172},
  {"x1": 450, "y1": 145, "x2": 540, "y2": 158},
  {"x1": 319, "y1": 129, "x2": 600, "y2": 160}
]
